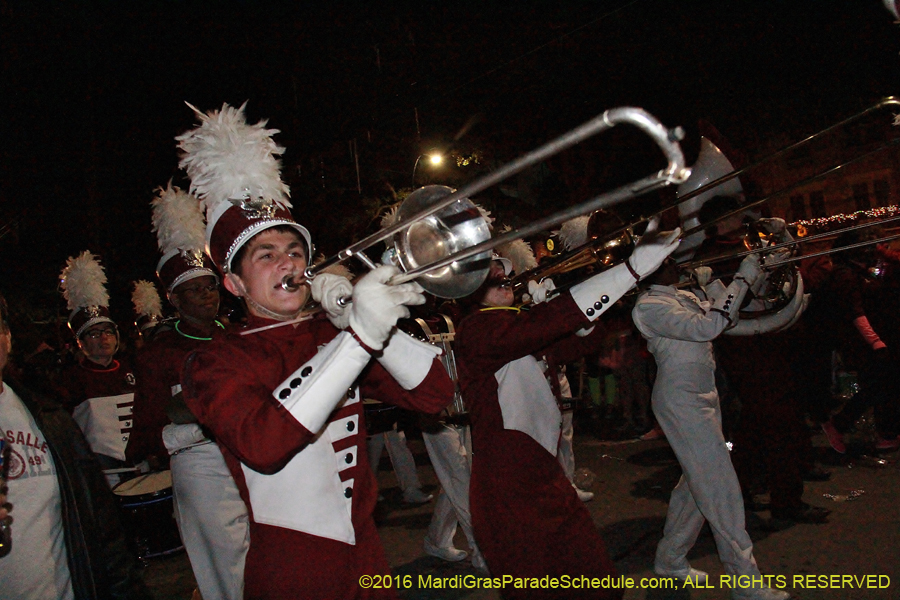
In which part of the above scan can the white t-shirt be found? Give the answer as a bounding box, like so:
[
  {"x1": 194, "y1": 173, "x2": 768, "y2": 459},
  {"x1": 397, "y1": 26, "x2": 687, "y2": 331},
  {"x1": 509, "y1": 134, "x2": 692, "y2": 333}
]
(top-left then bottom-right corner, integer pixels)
[{"x1": 0, "y1": 384, "x2": 75, "y2": 600}]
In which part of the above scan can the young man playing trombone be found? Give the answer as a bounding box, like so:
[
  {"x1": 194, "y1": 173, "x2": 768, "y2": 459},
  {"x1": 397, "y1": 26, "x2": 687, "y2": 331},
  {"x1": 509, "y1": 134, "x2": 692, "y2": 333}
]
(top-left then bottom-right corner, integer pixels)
[
  {"x1": 177, "y1": 103, "x2": 453, "y2": 600},
  {"x1": 452, "y1": 220, "x2": 679, "y2": 599}
]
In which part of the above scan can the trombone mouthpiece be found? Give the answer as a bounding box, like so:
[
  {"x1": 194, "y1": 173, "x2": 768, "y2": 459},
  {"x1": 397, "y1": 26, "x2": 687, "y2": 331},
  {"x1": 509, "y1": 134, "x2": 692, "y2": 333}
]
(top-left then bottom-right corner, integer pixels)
[{"x1": 281, "y1": 274, "x2": 303, "y2": 292}]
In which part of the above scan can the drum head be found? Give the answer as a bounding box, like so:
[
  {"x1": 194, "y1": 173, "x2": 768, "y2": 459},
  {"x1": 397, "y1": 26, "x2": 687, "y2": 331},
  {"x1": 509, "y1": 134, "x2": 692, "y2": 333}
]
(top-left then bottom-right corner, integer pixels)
[{"x1": 113, "y1": 470, "x2": 173, "y2": 497}]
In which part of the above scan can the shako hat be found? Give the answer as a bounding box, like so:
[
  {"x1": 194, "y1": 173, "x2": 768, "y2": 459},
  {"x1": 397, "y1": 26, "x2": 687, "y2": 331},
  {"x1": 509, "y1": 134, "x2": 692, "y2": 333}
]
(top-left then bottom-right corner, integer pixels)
[
  {"x1": 151, "y1": 181, "x2": 218, "y2": 292},
  {"x1": 176, "y1": 102, "x2": 311, "y2": 275},
  {"x1": 131, "y1": 280, "x2": 163, "y2": 332},
  {"x1": 60, "y1": 251, "x2": 116, "y2": 338}
]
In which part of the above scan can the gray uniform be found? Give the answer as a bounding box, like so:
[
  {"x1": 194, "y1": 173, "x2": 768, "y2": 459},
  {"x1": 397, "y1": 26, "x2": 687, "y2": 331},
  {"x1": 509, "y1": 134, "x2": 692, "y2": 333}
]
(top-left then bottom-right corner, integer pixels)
[{"x1": 632, "y1": 282, "x2": 763, "y2": 579}]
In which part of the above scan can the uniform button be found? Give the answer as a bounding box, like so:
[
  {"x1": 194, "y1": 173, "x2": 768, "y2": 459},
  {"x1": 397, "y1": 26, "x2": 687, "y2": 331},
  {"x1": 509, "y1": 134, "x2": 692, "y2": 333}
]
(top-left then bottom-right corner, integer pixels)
[
  {"x1": 347, "y1": 421, "x2": 355, "y2": 432},
  {"x1": 593, "y1": 301, "x2": 602, "y2": 310},
  {"x1": 586, "y1": 307, "x2": 595, "y2": 317},
  {"x1": 728, "y1": 294, "x2": 734, "y2": 299},
  {"x1": 290, "y1": 378, "x2": 302, "y2": 388},
  {"x1": 344, "y1": 487, "x2": 353, "y2": 498},
  {"x1": 345, "y1": 453, "x2": 353, "y2": 464},
  {"x1": 601, "y1": 295, "x2": 609, "y2": 303},
  {"x1": 348, "y1": 388, "x2": 356, "y2": 399},
  {"x1": 301, "y1": 366, "x2": 312, "y2": 377},
  {"x1": 279, "y1": 389, "x2": 291, "y2": 400}
]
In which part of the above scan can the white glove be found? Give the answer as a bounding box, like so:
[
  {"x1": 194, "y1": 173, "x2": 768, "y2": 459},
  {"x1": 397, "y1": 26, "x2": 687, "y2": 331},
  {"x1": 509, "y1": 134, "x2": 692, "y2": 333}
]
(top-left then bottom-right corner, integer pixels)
[
  {"x1": 527, "y1": 278, "x2": 556, "y2": 304},
  {"x1": 310, "y1": 273, "x2": 353, "y2": 330},
  {"x1": 757, "y1": 217, "x2": 786, "y2": 234},
  {"x1": 348, "y1": 265, "x2": 426, "y2": 351},
  {"x1": 735, "y1": 253, "x2": 762, "y2": 287},
  {"x1": 629, "y1": 217, "x2": 682, "y2": 279},
  {"x1": 692, "y1": 266, "x2": 713, "y2": 287}
]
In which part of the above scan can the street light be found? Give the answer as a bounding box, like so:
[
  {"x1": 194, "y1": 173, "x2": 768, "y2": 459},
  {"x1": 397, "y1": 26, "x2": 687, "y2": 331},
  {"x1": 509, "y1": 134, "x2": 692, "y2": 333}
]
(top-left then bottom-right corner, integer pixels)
[{"x1": 412, "y1": 152, "x2": 443, "y2": 187}]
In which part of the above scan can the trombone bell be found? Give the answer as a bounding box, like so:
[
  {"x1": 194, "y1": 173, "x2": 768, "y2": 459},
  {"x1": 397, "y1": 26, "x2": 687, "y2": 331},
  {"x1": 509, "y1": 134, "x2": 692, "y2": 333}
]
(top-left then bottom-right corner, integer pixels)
[{"x1": 391, "y1": 185, "x2": 493, "y2": 299}]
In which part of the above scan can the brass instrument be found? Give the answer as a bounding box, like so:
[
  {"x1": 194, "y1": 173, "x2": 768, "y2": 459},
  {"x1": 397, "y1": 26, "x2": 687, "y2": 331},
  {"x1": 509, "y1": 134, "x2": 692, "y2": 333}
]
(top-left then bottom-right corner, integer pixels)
[
  {"x1": 510, "y1": 209, "x2": 634, "y2": 297},
  {"x1": 281, "y1": 106, "x2": 690, "y2": 299},
  {"x1": 569, "y1": 97, "x2": 900, "y2": 269}
]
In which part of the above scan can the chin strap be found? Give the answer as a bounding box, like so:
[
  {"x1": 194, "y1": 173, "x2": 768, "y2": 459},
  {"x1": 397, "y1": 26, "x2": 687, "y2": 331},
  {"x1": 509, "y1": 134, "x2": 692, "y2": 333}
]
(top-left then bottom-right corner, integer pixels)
[{"x1": 233, "y1": 279, "x2": 305, "y2": 322}]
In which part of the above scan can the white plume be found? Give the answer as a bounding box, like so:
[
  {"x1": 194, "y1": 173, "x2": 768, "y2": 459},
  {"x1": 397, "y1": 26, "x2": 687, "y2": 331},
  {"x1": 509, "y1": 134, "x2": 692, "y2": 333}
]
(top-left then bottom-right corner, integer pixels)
[
  {"x1": 60, "y1": 251, "x2": 109, "y2": 311},
  {"x1": 558, "y1": 216, "x2": 590, "y2": 251},
  {"x1": 151, "y1": 181, "x2": 207, "y2": 255},
  {"x1": 381, "y1": 200, "x2": 492, "y2": 230},
  {"x1": 176, "y1": 102, "x2": 291, "y2": 218},
  {"x1": 473, "y1": 202, "x2": 494, "y2": 228},
  {"x1": 380, "y1": 204, "x2": 401, "y2": 228},
  {"x1": 495, "y1": 226, "x2": 538, "y2": 276},
  {"x1": 132, "y1": 280, "x2": 163, "y2": 319}
]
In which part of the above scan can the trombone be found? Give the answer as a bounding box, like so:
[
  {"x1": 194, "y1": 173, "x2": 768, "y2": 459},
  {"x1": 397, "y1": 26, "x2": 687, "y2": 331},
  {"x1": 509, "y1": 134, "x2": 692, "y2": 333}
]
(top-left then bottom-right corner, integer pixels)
[
  {"x1": 580, "y1": 97, "x2": 900, "y2": 250},
  {"x1": 282, "y1": 106, "x2": 691, "y2": 299},
  {"x1": 513, "y1": 96, "x2": 900, "y2": 287},
  {"x1": 679, "y1": 215, "x2": 900, "y2": 271}
]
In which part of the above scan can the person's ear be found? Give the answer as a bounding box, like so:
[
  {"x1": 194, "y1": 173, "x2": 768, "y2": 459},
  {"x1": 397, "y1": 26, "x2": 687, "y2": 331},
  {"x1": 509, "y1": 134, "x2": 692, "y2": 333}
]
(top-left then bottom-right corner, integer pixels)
[{"x1": 223, "y1": 273, "x2": 245, "y2": 297}]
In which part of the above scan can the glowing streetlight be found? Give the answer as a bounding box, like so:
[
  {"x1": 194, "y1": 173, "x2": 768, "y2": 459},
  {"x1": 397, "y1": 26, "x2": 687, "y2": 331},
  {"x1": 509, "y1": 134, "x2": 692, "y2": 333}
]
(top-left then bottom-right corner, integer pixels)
[{"x1": 412, "y1": 152, "x2": 444, "y2": 187}]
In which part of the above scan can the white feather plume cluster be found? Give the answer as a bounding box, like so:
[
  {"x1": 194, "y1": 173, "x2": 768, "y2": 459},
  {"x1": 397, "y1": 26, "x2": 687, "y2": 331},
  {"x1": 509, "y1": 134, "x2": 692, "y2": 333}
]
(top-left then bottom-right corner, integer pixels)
[
  {"x1": 380, "y1": 204, "x2": 401, "y2": 228},
  {"x1": 132, "y1": 280, "x2": 163, "y2": 319},
  {"x1": 380, "y1": 200, "x2": 493, "y2": 230},
  {"x1": 495, "y1": 226, "x2": 538, "y2": 276},
  {"x1": 60, "y1": 251, "x2": 109, "y2": 311},
  {"x1": 558, "y1": 216, "x2": 590, "y2": 251},
  {"x1": 151, "y1": 181, "x2": 207, "y2": 255},
  {"x1": 176, "y1": 102, "x2": 291, "y2": 218},
  {"x1": 474, "y1": 202, "x2": 494, "y2": 228}
]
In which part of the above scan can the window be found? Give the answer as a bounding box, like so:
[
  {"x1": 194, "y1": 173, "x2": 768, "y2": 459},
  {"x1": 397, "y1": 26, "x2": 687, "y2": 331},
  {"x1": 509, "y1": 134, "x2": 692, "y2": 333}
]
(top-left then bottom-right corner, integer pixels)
[
  {"x1": 852, "y1": 183, "x2": 870, "y2": 211},
  {"x1": 874, "y1": 179, "x2": 890, "y2": 206},
  {"x1": 809, "y1": 191, "x2": 826, "y2": 218},
  {"x1": 790, "y1": 195, "x2": 807, "y2": 221}
]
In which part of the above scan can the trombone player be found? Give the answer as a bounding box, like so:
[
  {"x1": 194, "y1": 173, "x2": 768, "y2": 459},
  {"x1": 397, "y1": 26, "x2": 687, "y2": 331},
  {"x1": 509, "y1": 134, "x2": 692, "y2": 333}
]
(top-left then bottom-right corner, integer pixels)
[
  {"x1": 452, "y1": 220, "x2": 679, "y2": 598},
  {"x1": 632, "y1": 251, "x2": 792, "y2": 600},
  {"x1": 177, "y1": 103, "x2": 453, "y2": 599}
]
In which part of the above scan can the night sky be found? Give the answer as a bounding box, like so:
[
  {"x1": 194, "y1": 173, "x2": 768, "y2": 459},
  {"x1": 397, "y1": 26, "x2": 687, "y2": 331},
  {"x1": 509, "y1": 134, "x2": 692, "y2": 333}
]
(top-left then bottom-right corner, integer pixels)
[{"x1": 1, "y1": 1, "x2": 898, "y2": 334}]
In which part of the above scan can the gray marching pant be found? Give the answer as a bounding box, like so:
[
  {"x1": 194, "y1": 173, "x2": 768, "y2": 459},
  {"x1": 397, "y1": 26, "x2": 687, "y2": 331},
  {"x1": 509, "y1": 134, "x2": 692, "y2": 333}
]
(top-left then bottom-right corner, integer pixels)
[
  {"x1": 652, "y1": 364, "x2": 761, "y2": 579},
  {"x1": 170, "y1": 441, "x2": 250, "y2": 600},
  {"x1": 422, "y1": 424, "x2": 478, "y2": 553}
]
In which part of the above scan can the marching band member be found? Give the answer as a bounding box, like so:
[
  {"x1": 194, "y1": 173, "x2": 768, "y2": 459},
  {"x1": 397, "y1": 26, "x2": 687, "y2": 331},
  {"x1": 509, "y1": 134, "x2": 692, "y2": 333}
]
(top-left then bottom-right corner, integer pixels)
[
  {"x1": 454, "y1": 220, "x2": 679, "y2": 599},
  {"x1": 694, "y1": 197, "x2": 829, "y2": 526},
  {"x1": 403, "y1": 307, "x2": 485, "y2": 570},
  {"x1": 58, "y1": 251, "x2": 138, "y2": 487},
  {"x1": 632, "y1": 254, "x2": 790, "y2": 600},
  {"x1": 176, "y1": 103, "x2": 453, "y2": 599},
  {"x1": 130, "y1": 280, "x2": 163, "y2": 347},
  {"x1": 126, "y1": 183, "x2": 250, "y2": 600}
]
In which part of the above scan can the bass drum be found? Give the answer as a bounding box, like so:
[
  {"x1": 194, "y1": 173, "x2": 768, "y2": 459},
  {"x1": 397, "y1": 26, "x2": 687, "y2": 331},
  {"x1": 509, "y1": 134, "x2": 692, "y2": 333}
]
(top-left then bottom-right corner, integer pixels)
[{"x1": 113, "y1": 470, "x2": 184, "y2": 560}]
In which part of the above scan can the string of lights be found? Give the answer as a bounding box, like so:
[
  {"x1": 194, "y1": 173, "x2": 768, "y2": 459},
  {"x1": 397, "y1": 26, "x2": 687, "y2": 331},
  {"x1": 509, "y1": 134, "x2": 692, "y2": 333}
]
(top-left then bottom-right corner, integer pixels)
[{"x1": 791, "y1": 204, "x2": 900, "y2": 229}]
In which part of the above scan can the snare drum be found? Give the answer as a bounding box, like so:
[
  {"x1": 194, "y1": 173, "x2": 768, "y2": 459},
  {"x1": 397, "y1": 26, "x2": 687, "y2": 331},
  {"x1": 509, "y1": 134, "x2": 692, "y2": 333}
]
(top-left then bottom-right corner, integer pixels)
[{"x1": 112, "y1": 470, "x2": 184, "y2": 559}]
